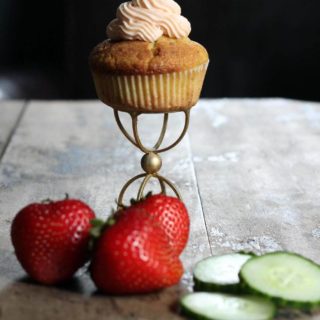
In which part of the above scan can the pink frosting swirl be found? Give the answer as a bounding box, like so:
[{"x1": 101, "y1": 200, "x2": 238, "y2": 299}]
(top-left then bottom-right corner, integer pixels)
[{"x1": 107, "y1": 0, "x2": 191, "y2": 42}]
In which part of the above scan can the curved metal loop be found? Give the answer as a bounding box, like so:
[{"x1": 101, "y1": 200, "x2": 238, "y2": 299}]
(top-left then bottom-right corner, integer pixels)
[
  {"x1": 132, "y1": 113, "x2": 169, "y2": 153},
  {"x1": 157, "y1": 175, "x2": 182, "y2": 200},
  {"x1": 137, "y1": 174, "x2": 153, "y2": 200},
  {"x1": 114, "y1": 110, "x2": 139, "y2": 148},
  {"x1": 115, "y1": 109, "x2": 169, "y2": 153},
  {"x1": 156, "y1": 110, "x2": 190, "y2": 153},
  {"x1": 117, "y1": 173, "x2": 147, "y2": 209},
  {"x1": 117, "y1": 173, "x2": 181, "y2": 208},
  {"x1": 153, "y1": 113, "x2": 169, "y2": 150},
  {"x1": 157, "y1": 176, "x2": 167, "y2": 195},
  {"x1": 137, "y1": 175, "x2": 180, "y2": 200},
  {"x1": 137, "y1": 175, "x2": 173, "y2": 200},
  {"x1": 132, "y1": 110, "x2": 190, "y2": 154}
]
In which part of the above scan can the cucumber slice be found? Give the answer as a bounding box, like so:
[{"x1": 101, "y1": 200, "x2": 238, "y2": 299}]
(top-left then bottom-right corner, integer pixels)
[
  {"x1": 194, "y1": 253, "x2": 252, "y2": 293},
  {"x1": 240, "y1": 252, "x2": 320, "y2": 309},
  {"x1": 180, "y1": 292, "x2": 276, "y2": 320}
]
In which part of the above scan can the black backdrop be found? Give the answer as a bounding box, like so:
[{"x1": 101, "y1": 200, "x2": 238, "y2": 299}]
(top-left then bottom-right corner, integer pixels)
[{"x1": 1, "y1": 0, "x2": 320, "y2": 100}]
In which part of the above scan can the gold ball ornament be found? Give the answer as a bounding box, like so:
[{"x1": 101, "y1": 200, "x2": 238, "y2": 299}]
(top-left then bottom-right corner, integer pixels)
[{"x1": 141, "y1": 152, "x2": 162, "y2": 174}]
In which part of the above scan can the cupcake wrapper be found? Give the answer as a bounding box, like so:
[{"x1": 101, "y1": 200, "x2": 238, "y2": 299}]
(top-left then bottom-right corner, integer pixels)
[{"x1": 92, "y1": 62, "x2": 209, "y2": 112}]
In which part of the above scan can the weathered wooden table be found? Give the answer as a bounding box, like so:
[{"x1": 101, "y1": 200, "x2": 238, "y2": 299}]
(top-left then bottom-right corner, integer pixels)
[{"x1": 0, "y1": 99, "x2": 320, "y2": 320}]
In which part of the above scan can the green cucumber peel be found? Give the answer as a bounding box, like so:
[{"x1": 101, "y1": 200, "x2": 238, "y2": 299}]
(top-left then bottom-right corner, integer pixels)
[
  {"x1": 194, "y1": 253, "x2": 253, "y2": 294},
  {"x1": 180, "y1": 292, "x2": 276, "y2": 320},
  {"x1": 239, "y1": 251, "x2": 320, "y2": 311}
]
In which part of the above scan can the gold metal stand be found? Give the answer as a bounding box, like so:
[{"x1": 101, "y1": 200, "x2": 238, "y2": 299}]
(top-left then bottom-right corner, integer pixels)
[{"x1": 114, "y1": 109, "x2": 190, "y2": 208}]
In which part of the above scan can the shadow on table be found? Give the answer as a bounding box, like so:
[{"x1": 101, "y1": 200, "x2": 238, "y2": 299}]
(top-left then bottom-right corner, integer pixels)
[
  {"x1": 0, "y1": 280, "x2": 183, "y2": 320},
  {"x1": 1, "y1": 249, "x2": 318, "y2": 320},
  {"x1": 0, "y1": 278, "x2": 318, "y2": 320},
  {"x1": 0, "y1": 250, "x2": 183, "y2": 320}
]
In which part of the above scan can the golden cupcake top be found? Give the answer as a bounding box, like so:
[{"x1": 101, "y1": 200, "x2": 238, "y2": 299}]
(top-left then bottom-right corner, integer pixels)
[
  {"x1": 107, "y1": 0, "x2": 191, "y2": 42},
  {"x1": 90, "y1": 36, "x2": 208, "y2": 75}
]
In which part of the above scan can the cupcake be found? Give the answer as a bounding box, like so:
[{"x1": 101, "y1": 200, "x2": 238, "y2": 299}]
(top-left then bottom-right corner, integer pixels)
[{"x1": 90, "y1": 0, "x2": 209, "y2": 113}]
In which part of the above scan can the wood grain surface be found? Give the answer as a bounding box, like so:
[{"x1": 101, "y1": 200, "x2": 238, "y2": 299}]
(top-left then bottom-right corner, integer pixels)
[
  {"x1": 0, "y1": 99, "x2": 319, "y2": 319},
  {"x1": 0, "y1": 101, "x2": 25, "y2": 161}
]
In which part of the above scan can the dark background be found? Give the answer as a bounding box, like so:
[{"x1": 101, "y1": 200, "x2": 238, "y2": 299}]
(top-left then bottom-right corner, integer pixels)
[{"x1": 0, "y1": 0, "x2": 319, "y2": 101}]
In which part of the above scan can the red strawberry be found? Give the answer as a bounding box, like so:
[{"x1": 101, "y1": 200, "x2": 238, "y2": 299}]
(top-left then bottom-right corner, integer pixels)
[
  {"x1": 90, "y1": 207, "x2": 183, "y2": 294},
  {"x1": 131, "y1": 194, "x2": 190, "y2": 255},
  {"x1": 11, "y1": 197, "x2": 95, "y2": 285}
]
